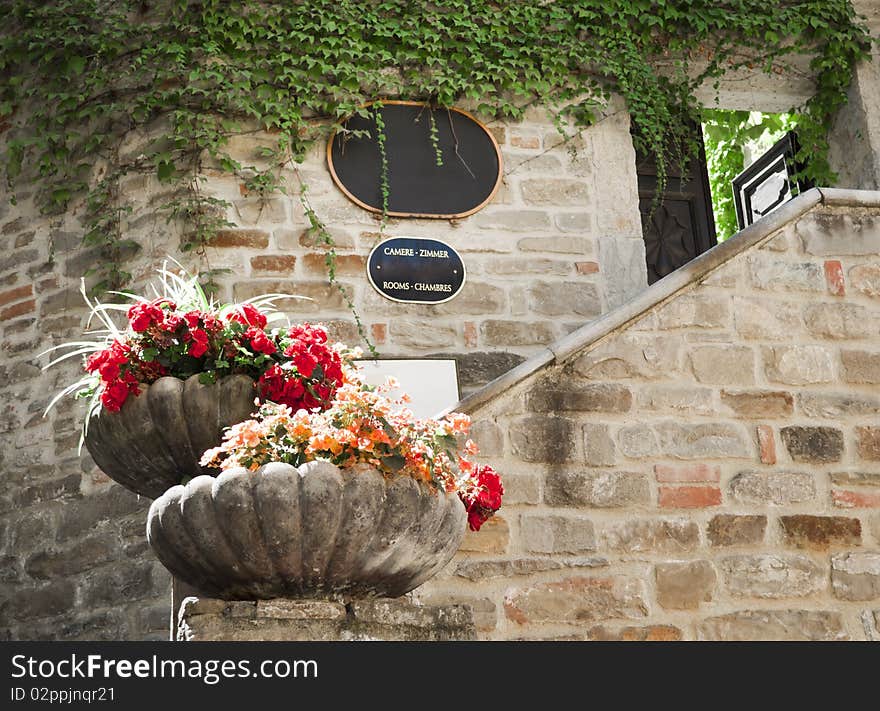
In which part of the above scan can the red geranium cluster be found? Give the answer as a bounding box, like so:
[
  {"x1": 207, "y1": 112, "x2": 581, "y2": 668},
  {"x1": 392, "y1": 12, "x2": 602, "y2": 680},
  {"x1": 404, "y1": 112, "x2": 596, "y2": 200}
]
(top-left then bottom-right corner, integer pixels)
[
  {"x1": 257, "y1": 323, "x2": 345, "y2": 411},
  {"x1": 460, "y1": 464, "x2": 504, "y2": 532},
  {"x1": 81, "y1": 296, "x2": 350, "y2": 415}
]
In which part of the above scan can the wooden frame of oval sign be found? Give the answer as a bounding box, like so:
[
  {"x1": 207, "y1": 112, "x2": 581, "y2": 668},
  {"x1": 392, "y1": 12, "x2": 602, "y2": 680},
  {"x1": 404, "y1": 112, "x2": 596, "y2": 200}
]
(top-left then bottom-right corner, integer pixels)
[{"x1": 326, "y1": 100, "x2": 503, "y2": 219}]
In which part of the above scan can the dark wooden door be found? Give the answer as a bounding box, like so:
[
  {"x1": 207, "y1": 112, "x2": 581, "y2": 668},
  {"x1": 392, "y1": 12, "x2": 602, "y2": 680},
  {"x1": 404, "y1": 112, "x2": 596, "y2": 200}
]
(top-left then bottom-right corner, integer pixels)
[{"x1": 635, "y1": 126, "x2": 716, "y2": 284}]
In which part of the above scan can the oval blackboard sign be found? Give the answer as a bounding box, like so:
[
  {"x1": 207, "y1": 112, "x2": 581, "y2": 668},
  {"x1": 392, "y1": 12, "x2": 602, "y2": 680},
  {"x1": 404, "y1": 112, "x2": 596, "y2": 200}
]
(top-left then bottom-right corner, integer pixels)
[
  {"x1": 328, "y1": 101, "x2": 502, "y2": 219},
  {"x1": 367, "y1": 237, "x2": 466, "y2": 304}
]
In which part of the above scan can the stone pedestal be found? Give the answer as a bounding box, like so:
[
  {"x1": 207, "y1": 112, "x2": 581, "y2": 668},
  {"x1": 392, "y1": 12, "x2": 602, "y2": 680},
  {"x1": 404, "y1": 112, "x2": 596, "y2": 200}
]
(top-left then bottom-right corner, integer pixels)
[{"x1": 176, "y1": 596, "x2": 477, "y2": 641}]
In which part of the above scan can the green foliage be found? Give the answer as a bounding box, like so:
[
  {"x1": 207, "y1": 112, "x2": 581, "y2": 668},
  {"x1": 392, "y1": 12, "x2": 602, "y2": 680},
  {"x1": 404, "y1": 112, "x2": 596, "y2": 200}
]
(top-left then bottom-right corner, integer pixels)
[
  {"x1": 702, "y1": 110, "x2": 797, "y2": 241},
  {"x1": 0, "y1": 0, "x2": 872, "y2": 301}
]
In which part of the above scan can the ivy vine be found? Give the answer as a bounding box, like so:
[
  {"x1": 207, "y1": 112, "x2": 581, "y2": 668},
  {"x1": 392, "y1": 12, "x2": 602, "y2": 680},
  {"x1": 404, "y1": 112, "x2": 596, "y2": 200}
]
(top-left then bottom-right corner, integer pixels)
[{"x1": 0, "y1": 0, "x2": 872, "y2": 319}]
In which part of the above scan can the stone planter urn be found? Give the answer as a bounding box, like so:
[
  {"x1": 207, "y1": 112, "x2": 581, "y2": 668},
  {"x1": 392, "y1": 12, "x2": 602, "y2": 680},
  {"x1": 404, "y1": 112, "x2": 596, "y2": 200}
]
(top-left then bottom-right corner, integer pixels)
[
  {"x1": 147, "y1": 460, "x2": 467, "y2": 600},
  {"x1": 84, "y1": 374, "x2": 256, "y2": 499}
]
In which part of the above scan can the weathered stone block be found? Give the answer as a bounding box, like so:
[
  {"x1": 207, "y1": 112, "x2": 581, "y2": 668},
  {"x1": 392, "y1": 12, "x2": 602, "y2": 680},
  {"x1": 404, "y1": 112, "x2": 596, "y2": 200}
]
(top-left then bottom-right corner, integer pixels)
[
  {"x1": 696, "y1": 610, "x2": 847, "y2": 641},
  {"x1": 830, "y1": 471, "x2": 880, "y2": 487},
  {"x1": 517, "y1": 235, "x2": 589, "y2": 253},
  {"x1": 503, "y1": 576, "x2": 648, "y2": 624},
  {"x1": 707, "y1": 514, "x2": 767, "y2": 547},
  {"x1": 521, "y1": 178, "x2": 589, "y2": 205},
  {"x1": 600, "y1": 518, "x2": 699, "y2": 553},
  {"x1": 413, "y1": 593, "x2": 496, "y2": 632},
  {"x1": 528, "y1": 281, "x2": 600, "y2": 317},
  {"x1": 831, "y1": 552, "x2": 880, "y2": 600},
  {"x1": 496, "y1": 471, "x2": 540, "y2": 505},
  {"x1": 637, "y1": 385, "x2": 714, "y2": 415},
  {"x1": 780, "y1": 426, "x2": 844, "y2": 463},
  {"x1": 780, "y1": 515, "x2": 861, "y2": 550},
  {"x1": 804, "y1": 302, "x2": 879, "y2": 339},
  {"x1": 655, "y1": 295, "x2": 729, "y2": 329},
  {"x1": 655, "y1": 560, "x2": 716, "y2": 610},
  {"x1": 763, "y1": 345, "x2": 836, "y2": 384},
  {"x1": 612, "y1": 423, "x2": 660, "y2": 460},
  {"x1": 79, "y1": 562, "x2": 155, "y2": 608},
  {"x1": 389, "y1": 319, "x2": 456, "y2": 349},
  {"x1": 520, "y1": 513, "x2": 596, "y2": 554},
  {"x1": 475, "y1": 210, "x2": 552, "y2": 232},
  {"x1": 729, "y1": 471, "x2": 816, "y2": 505},
  {"x1": 0, "y1": 580, "x2": 76, "y2": 621},
  {"x1": 748, "y1": 255, "x2": 824, "y2": 292},
  {"x1": 545, "y1": 470, "x2": 650, "y2": 508},
  {"x1": 453, "y1": 557, "x2": 605, "y2": 582},
  {"x1": 433, "y1": 282, "x2": 507, "y2": 315},
  {"x1": 850, "y1": 263, "x2": 880, "y2": 297},
  {"x1": 508, "y1": 415, "x2": 576, "y2": 464},
  {"x1": 582, "y1": 424, "x2": 616, "y2": 466},
  {"x1": 733, "y1": 297, "x2": 801, "y2": 340},
  {"x1": 653, "y1": 422, "x2": 751, "y2": 459},
  {"x1": 179, "y1": 597, "x2": 476, "y2": 641},
  {"x1": 690, "y1": 345, "x2": 755, "y2": 385},
  {"x1": 841, "y1": 349, "x2": 880, "y2": 383},
  {"x1": 554, "y1": 212, "x2": 593, "y2": 233},
  {"x1": 571, "y1": 334, "x2": 681, "y2": 380},
  {"x1": 721, "y1": 554, "x2": 825, "y2": 598},
  {"x1": 598, "y1": 236, "x2": 646, "y2": 309},
  {"x1": 480, "y1": 319, "x2": 556, "y2": 346},
  {"x1": 24, "y1": 535, "x2": 117, "y2": 580},
  {"x1": 485, "y1": 257, "x2": 571, "y2": 276},
  {"x1": 233, "y1": 197, "x2": 288, "y2": 225},
  {"x1": 458, "y1": 515, "x2": 509, "y2": 554},
  {"x1": 798, "y1": 212, "x2": 880, "y2": 256},
  {"x1": 857, "y1": 426, "x2": 880, "y2": 461},
  {"x1": 469, "y1": 420, "x2": 503, "y2": 457},
  {"x1": 526, "y1": 384, "x2": 632, "y2": 413},
  {"x1": 798, "y1": 392, "x2": 880, "y2": 417},
  {"x1": 721, "y1": 390, "x2": 794, "y2": 418}
]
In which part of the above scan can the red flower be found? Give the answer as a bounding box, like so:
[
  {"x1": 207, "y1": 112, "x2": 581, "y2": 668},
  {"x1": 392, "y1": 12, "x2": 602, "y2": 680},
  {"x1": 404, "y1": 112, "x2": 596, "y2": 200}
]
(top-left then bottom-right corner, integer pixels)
[
  {"x1": 228, "y1": 303, "x2": 267, "y2": 329},
  {"x1": 85, "y1": 340, "x2": 130, "y2": 382},
  {"x1": 245, "y1": 327, "x2": 277, "y2": 355},
  {"x1": 100, "y1": 380, "x2": 130, "y2": 412},
  {"x1": 187, "y1": 328, "x2": 209, "y2": 358},
  {"x1": 293, "y1": 350, "x2": 317, "y2": 378},
  {"x1": 461, "y1": 465, "x2": 504, "y2": 532},
  {"x1": 99, "y1": 372, "x2": 141, "y2": 412},
  {"x1": 183, "y1": 311, "x2": 202, "y2": 330},
  {"x1": 127, "y1": 299, "x2": 172, "y2": 332}
]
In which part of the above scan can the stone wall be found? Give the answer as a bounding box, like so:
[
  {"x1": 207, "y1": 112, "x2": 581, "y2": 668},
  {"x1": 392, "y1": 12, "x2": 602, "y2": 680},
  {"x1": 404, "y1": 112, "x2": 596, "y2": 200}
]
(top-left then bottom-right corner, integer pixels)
[
  {"x1": 415, "y1": 192, "x2": 880, "y2": 641},
  {"x1": 0, "y1": 100, "x2": 643, "y2": 640}
]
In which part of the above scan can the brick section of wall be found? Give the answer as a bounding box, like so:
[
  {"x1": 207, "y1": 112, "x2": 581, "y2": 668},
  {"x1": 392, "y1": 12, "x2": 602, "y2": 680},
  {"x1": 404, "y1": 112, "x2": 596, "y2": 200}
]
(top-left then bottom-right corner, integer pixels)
[{"x1": 416, "y1": 206, "x2": 880, "y2": 641}]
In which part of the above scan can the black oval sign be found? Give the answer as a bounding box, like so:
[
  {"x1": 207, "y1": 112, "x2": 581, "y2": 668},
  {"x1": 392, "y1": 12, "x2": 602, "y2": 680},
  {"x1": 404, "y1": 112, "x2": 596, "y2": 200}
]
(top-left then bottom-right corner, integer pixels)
[
  {"x1": 328, "y1": 101, "x2": 502, "y2": 219},
  {"x1": 367, "y1": 237, "x2": 466, "y2": 304}
]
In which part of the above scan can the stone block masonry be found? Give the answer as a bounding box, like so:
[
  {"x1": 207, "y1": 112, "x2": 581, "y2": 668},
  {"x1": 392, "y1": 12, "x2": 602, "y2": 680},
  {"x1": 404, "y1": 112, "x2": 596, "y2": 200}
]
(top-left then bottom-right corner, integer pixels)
[
  {"x1": 177, "y1": 597, "x2": 476, "y2": 641},
  {"x1": 0, "y1": 100, "x2": 645, "y2": 641},
  {"x1": 415, "y1": 193, "x2": 880, "y2": 640}
]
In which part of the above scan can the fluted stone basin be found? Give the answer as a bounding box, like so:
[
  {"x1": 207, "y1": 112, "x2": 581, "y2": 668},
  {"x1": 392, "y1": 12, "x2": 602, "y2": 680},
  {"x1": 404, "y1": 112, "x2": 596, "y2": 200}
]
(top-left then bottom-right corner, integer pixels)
[
  {"x1": 84, "y1": 374, "x2": 257, "y2": 499},
  {"x1": 147, "y1": 461, "x2": 467, "y2": 600}
]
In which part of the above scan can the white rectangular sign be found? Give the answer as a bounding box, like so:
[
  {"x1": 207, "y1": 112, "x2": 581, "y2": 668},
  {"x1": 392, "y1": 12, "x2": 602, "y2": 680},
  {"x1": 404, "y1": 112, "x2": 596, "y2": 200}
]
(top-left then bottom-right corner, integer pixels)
[{"x1": 355, "y1": 359, "x2": 460, "y2": 419}]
